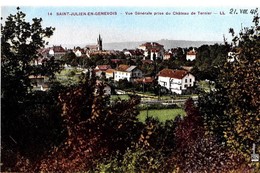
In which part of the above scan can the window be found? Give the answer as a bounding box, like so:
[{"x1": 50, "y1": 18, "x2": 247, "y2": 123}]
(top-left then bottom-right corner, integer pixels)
[
  {"x1": 190, "y1": 79, "x2": 192, "y2": 82},
  {"x1": 185, "y1": 79, "x2": 187, "y2": 83}
]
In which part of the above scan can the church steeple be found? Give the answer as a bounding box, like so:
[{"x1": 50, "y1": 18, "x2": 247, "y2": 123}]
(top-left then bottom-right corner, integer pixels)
[{"x1": 97, "y1": 34, "x2": 102, "y2": 51}]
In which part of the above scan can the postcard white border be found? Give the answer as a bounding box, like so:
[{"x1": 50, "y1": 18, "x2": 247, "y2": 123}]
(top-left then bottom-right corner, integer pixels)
[{"x1": 1, "y1": 0, "x2": 260, "y2": 7}]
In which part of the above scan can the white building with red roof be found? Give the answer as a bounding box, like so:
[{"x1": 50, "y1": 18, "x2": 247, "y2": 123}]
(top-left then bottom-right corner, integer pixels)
[
  {"x1": 186, "y1": 49, "x2": 197, "y2": 61},
  {"x1": 105, "y1": 69, "x2": 115, "y2": 79},
  {"x1": 49, "y1": 45, "x2": 67, "y2": 58},
  {"x1": 95, "y1": 65, "x2": 112, "y2": 71},
  {"x1": 157, "y1": 69, "x2": 195, "y2": 94},
  {"x1": 114, "y1": 64, "x2": 143, "y2": 82},
  {"x1": 94, "y1": 65, "x2": 112, "y2": 78},
  {"x1": 138, "y1": 42, "x2": 164, "y2": 61},
  {"x1": 123, "y1": 49, "x2": 144, "y2": 58}
]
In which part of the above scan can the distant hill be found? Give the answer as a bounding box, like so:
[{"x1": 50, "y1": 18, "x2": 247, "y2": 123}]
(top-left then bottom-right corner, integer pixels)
[
  {"x1": 103, "y1": 39, "x2": 222, "y2": 50},
  {"x1": 61, "y1": 39, "x2": 222, "y2": 51}
]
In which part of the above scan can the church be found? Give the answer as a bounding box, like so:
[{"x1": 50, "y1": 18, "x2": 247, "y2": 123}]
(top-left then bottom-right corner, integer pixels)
[
  {"x1": 85, "y1": 34, "x2": 103, "y2": 52},
  {"x1": 85, "y1": 34, "x2": 119, "y2": 57}
]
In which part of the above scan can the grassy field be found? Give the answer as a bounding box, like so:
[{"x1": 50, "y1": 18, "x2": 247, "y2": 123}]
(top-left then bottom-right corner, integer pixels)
[
  {"x1": 138, "y1": 108, "x2": 185, "y2": 123},
  {"x1": 55, "y1": 68, "x2": 83, "y2": 85}
]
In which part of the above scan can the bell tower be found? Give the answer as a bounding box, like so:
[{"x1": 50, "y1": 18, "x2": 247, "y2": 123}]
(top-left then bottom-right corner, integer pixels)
[{"x1": 97, "y1": 34, "x2": 102, "y2": 51}]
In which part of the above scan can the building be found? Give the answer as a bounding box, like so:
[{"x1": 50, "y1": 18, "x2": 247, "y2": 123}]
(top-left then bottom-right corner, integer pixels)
[
  {"x1": 94, "y1": 65, "x2": 112, "y2": 78},
  {"x1": 186, "y1": 49, "x2": 197, "y2": 61},
  {"x1": 114, "y1": 64, "x2": 143, "y2": 82},
  {"x1": 157, "y1": 69, "x2": 195, "y2": 94},
  {"x1": 73, "y1": 46, "x2": 86, "y2": 57},
  {"x1": 49, "y1": 45, "x2": 67, "y2": 59},
  {"x1": 95, "y1": 65, "x2": 112, "y2": 71},
  {"x1": 35, "y1": 45, "x2": 67, "y2": 65},
  {"x1": 85, "y1": 34, "x2": 103, "y2": 52},
  {"x1": 123, "y1": 49, "x2": 144, "y2": 58},
  {"x1": 105, "y1": 69, "x2": 115, "y2": 79},
  {"x1": 138, "y1": 42, "x2": 164, "y2": 60},
  {"x1": 38, "y1": 45, "x2": 67, "y2": 59},
  {"x1": 163, "y1": 52, "x2": 173, "y2": 60},
  {"x1": 97, "y1": 34, "x2": 102, "y2": 51}
]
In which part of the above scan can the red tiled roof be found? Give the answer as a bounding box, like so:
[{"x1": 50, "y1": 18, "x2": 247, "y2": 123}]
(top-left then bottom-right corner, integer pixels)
[
  {"x1": 116, "y1": 64, "x2": 130, "y2": 71},
  {"x1": 86, "y1": 45, "x2": 98, "y2": 49},
  {"x1": 142, "y1": 60, "x2": 153, "y2": 64},
  {"x1": 52, "y1": 45, "x2": 66, "y2": 53},
  {"x1": 128, "y1": 49, "x2": 144, "y2": 56},
  {"x1": 158, "y1": 69, "x2": 188, "y2": 79},
  {"x1": 96, "y1": 65, "x2": 112, "y2": 71},
  {"x1": 150, "y1": 48, "x2": 161, "y2": 52},
  {"x1": 187, "y1": 50, "x2": 196, "y2": 55},
  {"x1": 93, "y1": 69, "x2": 101, "y2": 73},
  {"x1": 106, "y1": 69, "x2": 115, "y2": 73}
]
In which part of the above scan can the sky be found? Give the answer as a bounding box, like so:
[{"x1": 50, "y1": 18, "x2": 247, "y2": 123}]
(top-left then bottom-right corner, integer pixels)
[{"x1": 1, "y1": 1, "x2": 260, "y2": 47}]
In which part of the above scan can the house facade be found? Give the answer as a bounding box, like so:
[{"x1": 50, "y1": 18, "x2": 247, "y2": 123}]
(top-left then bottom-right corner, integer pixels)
[
  {"x1": 48, "y1": 45, "x2": 67, "y2": 59},
  {"x1": 94, "y1": 65, "x2": 112, "y2": 78},
  {"x1": 138, "y1": 42, "x2": 164, "y2": 60},
  {"x1": 114, "y1": 65, "x2": 143, "y2": 82},
  {"x1": 105, "y1": 69, "x2": 115, "y2": 79},
  {"x1": 158, "y1": 69, "x2": 195, "y2": 94},
  {"x1": 186, "y1": 49, "x2": 196, "y2": 61},
  {"x1": 163, "y1": 52, "x2": 172, "y2": 60}
]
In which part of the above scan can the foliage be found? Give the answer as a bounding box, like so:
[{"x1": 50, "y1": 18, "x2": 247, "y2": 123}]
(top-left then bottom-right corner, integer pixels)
[
  {"x1": 116, "y1": 78, "x2": 133, "y2": 89},
  {"x1": 199, "y1": 14, "x2": 260, "y2": 170},
  {"x1": 1, "y1": 7, "x2": 58, "y2": 99},
  {"x1": 174, "y1": 98, "x2": 250, "y2": 172},
  {"x1": 95, "y1": 118, "x2": 178, "y2": 172},
  {"x1": 192, "y1": 44, "x2": 229, "y2": 81},
  {"x1": 1, "y1": 7, "x2": 64, "y2": 171},
  {"x1": 29, "y1": 75, "x2": 144, "y2": 172},
  {"x1": 95, "y1": 148, "x2": 176, "y2": 173},
  {"x1": 55, "y1": 68, "x2": 84, "y2": 86},
  {"x1": 1, "y1": 84, "x2": 66, "y2": 171},
  {"x1": 219, "y1": 15, "x2": 260, "y2": 157}
]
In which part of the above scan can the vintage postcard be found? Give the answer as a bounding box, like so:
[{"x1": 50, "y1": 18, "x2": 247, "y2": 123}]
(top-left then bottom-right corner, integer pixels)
[{"x1": 1, "y1": 1, "x2": 259, "y2": 172}]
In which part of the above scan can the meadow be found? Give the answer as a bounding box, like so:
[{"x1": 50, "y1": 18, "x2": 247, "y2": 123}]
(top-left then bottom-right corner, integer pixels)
[{"x1": 138, "y1": 108, "x2": 185, "y2": 122}]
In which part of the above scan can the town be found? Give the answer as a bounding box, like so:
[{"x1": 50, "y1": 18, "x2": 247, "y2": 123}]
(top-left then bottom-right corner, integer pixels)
[{"x1": 32, "y1": 34, "x2": 218, "y2": 98}]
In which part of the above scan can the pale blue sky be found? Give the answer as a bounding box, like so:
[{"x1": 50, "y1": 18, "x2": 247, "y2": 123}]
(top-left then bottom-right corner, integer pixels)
[{"x1": 1, "y1": 6, "x2": 257, "y2": 46}]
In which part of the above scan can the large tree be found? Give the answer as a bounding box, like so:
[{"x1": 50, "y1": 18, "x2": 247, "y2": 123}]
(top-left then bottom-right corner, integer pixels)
[
  {"x1": 220, "y1": 15, "x2": 260, "y2": 156},
  {"x1": 1, "y1": 7, "x2": 58, "y2": 98},
  {"x1": 200, "y1": 14, "x2": 260, "y2": 165},
  {"x1": 1, "y1": 7, "x2": 64, "y2": 170}
]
